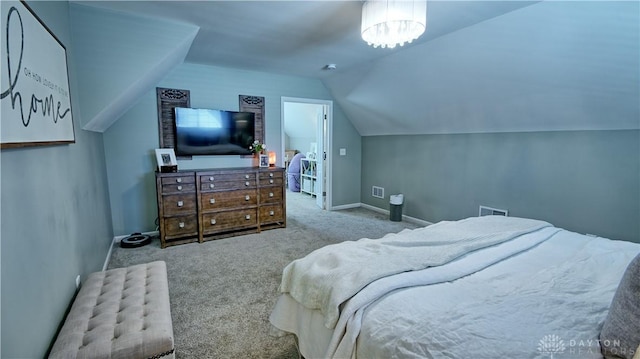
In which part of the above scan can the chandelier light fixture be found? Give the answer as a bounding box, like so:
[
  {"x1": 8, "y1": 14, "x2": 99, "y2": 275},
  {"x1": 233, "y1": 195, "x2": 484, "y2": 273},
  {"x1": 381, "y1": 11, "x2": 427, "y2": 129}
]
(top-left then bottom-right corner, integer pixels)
[{"x1": 361, "y1": 0, "x2": 427, "y2": 49}]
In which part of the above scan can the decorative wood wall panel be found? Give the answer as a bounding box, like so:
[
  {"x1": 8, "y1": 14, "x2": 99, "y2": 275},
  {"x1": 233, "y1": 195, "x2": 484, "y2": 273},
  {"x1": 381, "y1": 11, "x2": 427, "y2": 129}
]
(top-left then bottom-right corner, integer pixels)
[
  {"x1": 239, "y1": 95, "x2": 265, "y2": 144},
  {"x1": 156, "y1": 87, "x2": 190, "y2": 154}
]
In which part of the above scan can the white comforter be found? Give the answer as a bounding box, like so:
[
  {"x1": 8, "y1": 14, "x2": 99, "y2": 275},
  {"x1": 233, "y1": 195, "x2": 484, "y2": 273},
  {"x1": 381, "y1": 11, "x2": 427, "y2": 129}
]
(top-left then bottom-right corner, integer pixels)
[
  {"x1": 354, "y1": 230, "x2": 639, "y2": 359},
  {"x1": 279, "y1": 216, "x2": 553, "y2": 328},
  {"x1": 270, "y1": 217, "x2": 640, "y2": 359}
]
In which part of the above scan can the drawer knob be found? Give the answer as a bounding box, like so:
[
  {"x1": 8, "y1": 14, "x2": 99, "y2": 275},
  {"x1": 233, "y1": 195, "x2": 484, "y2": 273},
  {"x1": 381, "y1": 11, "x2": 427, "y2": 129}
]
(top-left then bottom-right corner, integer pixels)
[
  {"x1": 209, "y1": 176, "x2": 214, "y2": 181},
  {"x1": 245, "y1": 174, "x2": 250, "y2": 179},
  {"x1": 269, "y1": 173, "x2": 274, "y2": 177},
  {"x1": 245, "y1": 181, "x2": 250, "y2": 186},
  {"x1": 269, "y1": 192, "x2": 274, "y2": 197},
  {"x1": 269, "y1": 210, "x2": 275, "y2": 216},
  {"x1": 176, "y1": 178, "x2": 182, "y2": 183},
  {"x1": 177, "y1": 200, "x2": 184, "y2": 207},
  {"x1": 245, "y1": 195, "x2": 250, "y2": 201},
  {"x1": 210, "y1": 219, "x2": 216, "y2": 225},
  {"x1": 177, "y1": 185, "x2": 183, "y2": 191},
  {"x1": 210, "y1": 198, "x2": 216, "y2": 204},
  {"x1": 245, "y1": 214, "x2": 251, "y2": 220},
  {"x1": 179, "y1": 222, "x2": 185, "y2": 228},
  {"x1": 269, "y1": 179, "x2": 274, "y2": 184},
  {"x1": 209, "y1": 183, "x2": 215, "y2": 189}
]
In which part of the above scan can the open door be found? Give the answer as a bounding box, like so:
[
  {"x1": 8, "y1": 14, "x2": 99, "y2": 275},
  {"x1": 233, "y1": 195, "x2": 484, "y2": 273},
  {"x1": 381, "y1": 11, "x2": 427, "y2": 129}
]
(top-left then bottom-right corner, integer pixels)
[
  {"x1": 281, "y1": 97, "x2": 333, "y2": 210},
  {"x1": 315, "y1": 106, "x2": 325, "y2": 209}
]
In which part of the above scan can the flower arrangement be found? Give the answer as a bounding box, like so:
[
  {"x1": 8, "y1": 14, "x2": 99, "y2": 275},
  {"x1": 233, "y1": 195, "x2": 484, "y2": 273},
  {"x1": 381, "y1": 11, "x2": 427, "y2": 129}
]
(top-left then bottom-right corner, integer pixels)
[{"x1": 249, "y1": 140, "x2": 267, "y2": 154}]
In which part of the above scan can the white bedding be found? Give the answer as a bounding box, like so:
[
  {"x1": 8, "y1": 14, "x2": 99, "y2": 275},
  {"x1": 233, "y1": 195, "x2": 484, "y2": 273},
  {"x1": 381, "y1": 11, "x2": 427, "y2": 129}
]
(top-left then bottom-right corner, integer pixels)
[
  {"x1": 356, "y1": 230, "x2": 639, "y2": 359},
  {"x1": 270, "y1": 217, "x2": 640, "y2": 359},
  {"x1": 279, "y1": 216, "x2": 552, "y2": 328}
]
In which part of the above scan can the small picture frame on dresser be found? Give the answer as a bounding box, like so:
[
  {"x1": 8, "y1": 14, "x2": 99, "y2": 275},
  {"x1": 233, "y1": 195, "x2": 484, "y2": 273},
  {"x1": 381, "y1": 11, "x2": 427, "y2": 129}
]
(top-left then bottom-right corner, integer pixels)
[
  {"x1": 155, "y1": 148, "x2": 178, "y2": 173},
  {"x1": 259, "y1": 154, "x2": 269, "y2": 167}
]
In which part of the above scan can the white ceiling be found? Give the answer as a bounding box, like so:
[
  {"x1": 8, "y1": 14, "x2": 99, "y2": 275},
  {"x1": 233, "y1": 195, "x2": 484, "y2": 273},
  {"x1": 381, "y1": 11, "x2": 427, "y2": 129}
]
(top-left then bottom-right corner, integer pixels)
[
  {"x1": 75, "y1": 1, "x2": 539, "y2": 79},
  {"x1": 283, "y1": 102, "x2": 320, "y2": 141},
  {"x1": 72, "y1": 1, "x2": 639, "y2": 136}
]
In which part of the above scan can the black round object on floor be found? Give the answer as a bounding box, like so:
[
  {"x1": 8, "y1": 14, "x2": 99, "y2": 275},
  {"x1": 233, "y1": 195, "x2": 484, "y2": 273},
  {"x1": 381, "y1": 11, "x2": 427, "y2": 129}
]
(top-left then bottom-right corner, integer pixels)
[{"x1": 120, "y1": 233, "x2": 151, "y2": 248}]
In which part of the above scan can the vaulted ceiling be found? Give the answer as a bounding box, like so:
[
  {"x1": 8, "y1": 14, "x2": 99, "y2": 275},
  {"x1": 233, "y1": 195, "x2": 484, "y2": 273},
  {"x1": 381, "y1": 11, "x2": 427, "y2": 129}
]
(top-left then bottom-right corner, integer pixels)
[{"x1": 70, "y1": 1, "x2": 639, "y2": 136}]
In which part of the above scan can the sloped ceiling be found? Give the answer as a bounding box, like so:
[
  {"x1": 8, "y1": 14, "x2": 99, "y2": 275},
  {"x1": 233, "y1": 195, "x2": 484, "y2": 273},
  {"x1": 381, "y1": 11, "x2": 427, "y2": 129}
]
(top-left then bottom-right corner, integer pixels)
[
  {"x1": 284, "y1": 102, "x2": 320, "y2": 140},
  {"x1": 69, "y1": 3, "x2": 198, "y2": 132},
  {"x1": 327, "y1": 1, "x2": 640, "y2": 135},
  {"x1": 69, "y1": 1, "x2": 639, "y2": 135}
]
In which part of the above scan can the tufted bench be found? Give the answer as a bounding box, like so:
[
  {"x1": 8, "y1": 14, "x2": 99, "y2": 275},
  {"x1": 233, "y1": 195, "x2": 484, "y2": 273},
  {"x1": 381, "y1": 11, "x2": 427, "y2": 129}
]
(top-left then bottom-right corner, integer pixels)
[{"x1": 49, "y1": 261, "x2": 175, "y2": 359}]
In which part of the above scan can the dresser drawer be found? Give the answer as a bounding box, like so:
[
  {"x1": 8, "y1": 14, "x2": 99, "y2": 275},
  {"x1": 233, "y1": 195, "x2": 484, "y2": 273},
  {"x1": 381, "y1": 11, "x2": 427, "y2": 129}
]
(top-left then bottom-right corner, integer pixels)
[
  {"x1": 162, "y1": 183, "x2": 195, "y2": 194},
  {"x1": 259, "y1": 170, "x2": 283, "y2": 180},
  {"x1": 201, "y1": 189, "x2": 257, "y2": 211},
  {"x1": 200, "y1": 180, "x2": 256, "y2": 192},
  {"x1": 161, "y1": 174, "x2": 195, "y2": 186},
  {"x1": 162, "y1": 194, "x2": 197, "y2": 215},
  {"x1": 163, "y1": 215, "x2": 198, "y2": 237},
  {"x1": 201, "y1": 209, "x2": 258, "y2": 234},
  {"x1": 259, "y1": 204, "x2": 284, "y2": 224},
  {"x1": 259, "y1": 170, "x2": 283, "y2": 186},
  {"x1": 259, "y1": 186, "x2": 283, "y2": 204},
  {"x1": 199, "y1": 172, "x2": 257, "y2": 191},
  {"x1": 259, "y1": 177, "x2": 283, "y2": 187}
]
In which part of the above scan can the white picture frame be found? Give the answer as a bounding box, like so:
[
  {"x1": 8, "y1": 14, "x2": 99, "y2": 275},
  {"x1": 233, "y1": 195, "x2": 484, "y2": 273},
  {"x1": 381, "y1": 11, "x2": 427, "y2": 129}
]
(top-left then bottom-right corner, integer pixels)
[
  {"x1": 259, "y1": 154, "x2": 269, "y2": 167},
  {"x1": 155, "y1": 148, "x2": 177, "y2": 169}
]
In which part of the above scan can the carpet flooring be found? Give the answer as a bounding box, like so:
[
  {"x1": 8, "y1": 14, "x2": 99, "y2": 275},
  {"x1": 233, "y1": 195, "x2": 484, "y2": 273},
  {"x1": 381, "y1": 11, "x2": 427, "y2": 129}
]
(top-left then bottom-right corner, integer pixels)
[{"x1": 107, "y1": 191, "x2": 419, "y2": 358}]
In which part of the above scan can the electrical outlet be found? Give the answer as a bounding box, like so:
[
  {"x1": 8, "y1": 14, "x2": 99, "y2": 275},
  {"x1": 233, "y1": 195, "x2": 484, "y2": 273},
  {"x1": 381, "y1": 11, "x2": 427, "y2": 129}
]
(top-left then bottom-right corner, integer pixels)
[{"x1": 75, "y1": 275, "x2": 81, "y2": 289}]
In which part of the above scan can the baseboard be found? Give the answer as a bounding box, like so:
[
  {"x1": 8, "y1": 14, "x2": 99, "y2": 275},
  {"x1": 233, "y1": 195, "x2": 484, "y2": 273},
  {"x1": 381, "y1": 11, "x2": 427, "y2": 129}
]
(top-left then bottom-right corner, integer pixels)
[
  {"x1": 292, "y1": 201, "x2": 433, "y2": 227},
  {"x1": 403, "y1": 214, "x2": 433, "y2": 227},
  {"x1": 103, "y1": 231, "x2": 160, "y2": 271},
  {"x1": 103, "y1": 238, "x2": 115, "y2": 272},
  {"x1": 360, "y1": 203, "x2": 433, "y2": 227},
  {"x1": 360, "y1": 203, "x2": 387, "y2": 214},
  {"x1": 330, "y1": 202, "x2": 361, "y2": 211}
]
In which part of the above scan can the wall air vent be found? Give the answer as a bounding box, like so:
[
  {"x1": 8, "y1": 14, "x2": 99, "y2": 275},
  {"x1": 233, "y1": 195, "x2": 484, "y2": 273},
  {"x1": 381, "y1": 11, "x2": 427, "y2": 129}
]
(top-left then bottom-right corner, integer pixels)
[
  {"x1": 479, "y1": 205, "x2": 508, "y2": 217},
  {"x1": 372, "y1": 186, "x2": 384, "y2": 199}
]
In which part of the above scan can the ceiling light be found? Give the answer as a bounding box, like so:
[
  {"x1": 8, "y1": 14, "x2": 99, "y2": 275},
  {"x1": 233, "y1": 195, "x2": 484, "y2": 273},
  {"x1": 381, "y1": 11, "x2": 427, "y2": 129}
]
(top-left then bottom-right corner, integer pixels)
[{"x1": 361, "y1": 0, "x2": 427, "y2": 49}]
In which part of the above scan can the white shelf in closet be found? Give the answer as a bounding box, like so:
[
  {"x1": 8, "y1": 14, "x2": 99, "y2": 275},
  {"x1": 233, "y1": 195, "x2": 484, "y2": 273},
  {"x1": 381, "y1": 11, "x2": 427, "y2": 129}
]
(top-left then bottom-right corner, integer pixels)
[{"x1": 300, "y1": 158, "x2": 317, "y2": 197}]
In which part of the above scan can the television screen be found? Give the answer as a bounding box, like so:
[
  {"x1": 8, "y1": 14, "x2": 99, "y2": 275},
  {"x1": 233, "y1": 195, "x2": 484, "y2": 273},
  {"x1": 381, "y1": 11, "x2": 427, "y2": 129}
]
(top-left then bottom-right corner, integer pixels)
[{"x1": 174, "y1": 107, "x2": 255, "y2": 156}]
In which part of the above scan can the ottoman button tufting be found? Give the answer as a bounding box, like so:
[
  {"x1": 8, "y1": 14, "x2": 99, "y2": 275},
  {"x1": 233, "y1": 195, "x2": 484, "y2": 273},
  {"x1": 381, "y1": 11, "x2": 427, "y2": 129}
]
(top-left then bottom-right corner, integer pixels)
[{"x1": 49, "y1": 261, "x2": 174, "y2": 359}]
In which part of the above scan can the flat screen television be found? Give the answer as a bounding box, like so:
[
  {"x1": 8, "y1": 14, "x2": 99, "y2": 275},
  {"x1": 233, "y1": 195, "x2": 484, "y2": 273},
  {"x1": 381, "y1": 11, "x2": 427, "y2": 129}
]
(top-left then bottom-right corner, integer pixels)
[{"x1": 174, "y1": 107, "x2": 255, "y2": 156}]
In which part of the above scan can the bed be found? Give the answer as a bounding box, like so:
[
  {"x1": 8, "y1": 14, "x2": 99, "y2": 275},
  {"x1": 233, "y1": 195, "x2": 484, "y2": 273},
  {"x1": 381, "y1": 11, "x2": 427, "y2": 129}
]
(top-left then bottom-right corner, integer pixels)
[{"x1": 269, "y1": 216, "x2": 640, "y2": 359}]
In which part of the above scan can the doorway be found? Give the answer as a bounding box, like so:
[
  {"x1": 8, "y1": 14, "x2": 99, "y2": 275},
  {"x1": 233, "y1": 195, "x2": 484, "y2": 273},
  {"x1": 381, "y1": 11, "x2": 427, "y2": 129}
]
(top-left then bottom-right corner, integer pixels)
[{"x1": 281, "y1": 97, "x2": 333, "y2": 210}]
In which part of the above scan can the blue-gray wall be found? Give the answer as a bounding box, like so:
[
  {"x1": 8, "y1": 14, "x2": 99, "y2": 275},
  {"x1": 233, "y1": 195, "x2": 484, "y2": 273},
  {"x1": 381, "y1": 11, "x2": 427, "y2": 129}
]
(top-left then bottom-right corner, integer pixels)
[
  {"x1": 1, "y1": 1, "x2": 114, "y2": 357},
  {"x1": 2, "y1": 2, "x2": 637, "y2": 358},
  {"x1": 103, "y1": 62, "x2": 361, "y2": 236},
  {"x1": 362, "y1": 130, "x2": 639, "y2": 242}
]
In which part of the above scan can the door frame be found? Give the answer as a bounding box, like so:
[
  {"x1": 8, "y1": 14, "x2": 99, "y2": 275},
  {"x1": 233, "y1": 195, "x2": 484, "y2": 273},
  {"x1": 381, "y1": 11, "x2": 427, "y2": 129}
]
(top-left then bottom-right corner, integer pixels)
[{"x1": 281, "y1": 97, "x2": 333, "y2": 210}]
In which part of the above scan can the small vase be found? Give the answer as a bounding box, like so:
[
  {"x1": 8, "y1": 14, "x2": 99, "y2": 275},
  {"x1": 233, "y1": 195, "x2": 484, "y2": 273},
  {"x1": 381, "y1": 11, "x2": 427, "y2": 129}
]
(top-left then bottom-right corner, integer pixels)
[{"x1": 252, "y1": 153, "x2": 260, "y2": 167}]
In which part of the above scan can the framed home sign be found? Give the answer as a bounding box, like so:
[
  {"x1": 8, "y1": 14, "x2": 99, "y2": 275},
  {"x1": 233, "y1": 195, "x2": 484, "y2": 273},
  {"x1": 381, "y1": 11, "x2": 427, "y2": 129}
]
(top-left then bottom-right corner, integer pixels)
[{"x1": 1, "y1": 0, "x2": 75, "y2": 148}]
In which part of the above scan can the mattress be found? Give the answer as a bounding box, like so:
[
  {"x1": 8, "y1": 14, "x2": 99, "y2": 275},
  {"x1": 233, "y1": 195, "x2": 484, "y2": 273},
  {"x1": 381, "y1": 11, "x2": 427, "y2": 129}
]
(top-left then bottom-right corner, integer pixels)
[{"x1": 270, "y1": 218, "x2": 640, "y2": 359}]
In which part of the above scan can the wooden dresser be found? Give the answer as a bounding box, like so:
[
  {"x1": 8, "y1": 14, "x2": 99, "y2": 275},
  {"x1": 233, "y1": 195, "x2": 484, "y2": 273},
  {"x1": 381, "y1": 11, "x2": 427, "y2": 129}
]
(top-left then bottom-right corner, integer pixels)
[
  {"x1": 155, "y1": 171, "x2": 199, "y2": 247},
  {"x1": 155, "y1": 167, "x2": 285, "y2": 248}
]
